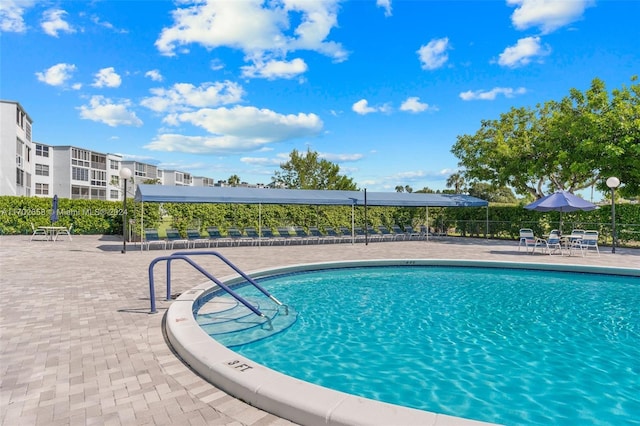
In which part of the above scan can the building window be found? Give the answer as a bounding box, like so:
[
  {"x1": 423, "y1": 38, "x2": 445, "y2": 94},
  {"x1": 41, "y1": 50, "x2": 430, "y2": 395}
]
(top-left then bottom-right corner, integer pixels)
[
  {"x1": 72, "y1": 148, "x2": 90, "y2": 167},
  {"x1": 35, "y1": 164, "x2": 50, "y2": 176},
  {"x1": 16, "y1": 169, "x2": 24, "y2": 186},
  {"x1": 135, "y1": 163, "x2": 146, "y2": 177},
  {"x1": 71, "y1": 186, "x2": 90, "y2": 199},
  {"x1": 90, "y1": 188, "x2": 106, "y2": 200},
  {"x1": 36, "y1": 183, "x2": 49, "y2": 195},
  {"x1": 26, "y1": 122, "x2": 32, "y2": 141},
  {"x1": 109, "y1": 160, "x2": 119, "y2": 170},
  {"x1": 36, "y1": 144, "x2": 49, "y2": 157},
  {"x1": 72, "y1": 167, "x2": 89, "y2": 181},
  {"x1": 110, "y1": 190, "x2": 119, "y2": 199},
  {"x1": 91, "y1": 153, "x2": 107, "y2": 170},
  {"x1": 91, "y1": 170, "x2": 107, "y2": 186}
]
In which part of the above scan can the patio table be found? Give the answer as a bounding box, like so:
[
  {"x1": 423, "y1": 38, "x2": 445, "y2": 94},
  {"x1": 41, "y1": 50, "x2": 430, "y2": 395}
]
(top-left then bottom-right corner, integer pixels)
[{"x1": 38, "y1": 226, "x2": 69, "y2": 241}]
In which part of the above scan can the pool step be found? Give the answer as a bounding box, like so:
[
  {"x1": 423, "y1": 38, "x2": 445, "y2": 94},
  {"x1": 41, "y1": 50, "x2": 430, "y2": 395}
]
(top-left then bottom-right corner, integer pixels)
[{"x1": 196, "y1": 296, "x2": 298, "y2": 348}]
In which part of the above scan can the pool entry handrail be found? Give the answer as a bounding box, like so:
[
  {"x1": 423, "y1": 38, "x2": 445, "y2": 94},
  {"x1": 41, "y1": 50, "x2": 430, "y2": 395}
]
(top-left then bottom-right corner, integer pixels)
[{"x1": 148, "y1": 251, "x2": 288, "y2": 321}]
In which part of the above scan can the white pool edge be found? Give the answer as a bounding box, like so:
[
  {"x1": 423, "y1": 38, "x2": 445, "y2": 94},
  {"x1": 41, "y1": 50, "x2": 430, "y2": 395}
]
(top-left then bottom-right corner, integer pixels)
[{"x1": 165, "y1": 259, "x2": 639, "y2": 426}]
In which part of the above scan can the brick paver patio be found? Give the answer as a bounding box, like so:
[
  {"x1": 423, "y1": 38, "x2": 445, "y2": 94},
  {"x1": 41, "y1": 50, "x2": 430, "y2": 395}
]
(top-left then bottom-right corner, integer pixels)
[{"x1": 1, "y1": 235, "x2": 638, "y2": 425}]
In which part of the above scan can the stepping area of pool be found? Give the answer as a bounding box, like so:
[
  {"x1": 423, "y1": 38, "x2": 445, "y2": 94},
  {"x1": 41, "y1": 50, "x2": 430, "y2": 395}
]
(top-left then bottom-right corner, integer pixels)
[{"x1": 1, "y1": 234, "x2": 638, "y2": 425}]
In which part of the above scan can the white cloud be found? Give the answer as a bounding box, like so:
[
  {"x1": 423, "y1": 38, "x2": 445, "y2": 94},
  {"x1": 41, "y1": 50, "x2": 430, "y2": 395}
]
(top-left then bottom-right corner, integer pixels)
[
  {"x1": 240, "y1": 155, "x2": 287, "y2": 166},
  {"x1": 90, "y1": 15, "x2": 128, "y2": 33},
  {"x1": 0, "y1": 0, "x2": 36, "y2": 33},
  {"x1": 35, "y1": 63, "x2": 77, "y2": 86},
  {"x1": 377, "y1": 0, "x2": 392, "y2": 17},
  {"x1": 400, "y1": 97, "x2": 436, "y2": 113},
  {"x1": 155, "y1": 0, "x2": 347, "y2": 78},
  {"x1": 41, "y1": 9, "x2": 75, "y2": 37},
  {"x1": 145, "y1": 69, "x2": 163, "y2": 82},
  {"x1": 497, "y1": 36, "x2": 550, "y2": 68},
  {"x1": 417, "y1": 37, "x2": 450, "y2": 70},
  {"x1": 92, "y1": 67, "x2": 122, "y2": 88},
  {"x1": 459, "y1": 87, "x2": 527, "y2": 101},
  {"x1": 508, "y1": 0, "x2": 593, "y2": 34},
  {"x1": 319, "y1": 152, "x2": 363, "y2": 162},
  {"x1": 352, "y1": 99, "x2": 390, "y2": 115},
  {"x1": 141, "y1": 81, "x2": 244, "y2": 113},
  {"x1": 78, "y1": 96, "x2": 143, "y2": 127},
  {"x1": 146, "y1": 106, "x2": 323, "y2": 154},
  {"x1": 241, "y1": 58, "x2": 308, "y2": 79}
]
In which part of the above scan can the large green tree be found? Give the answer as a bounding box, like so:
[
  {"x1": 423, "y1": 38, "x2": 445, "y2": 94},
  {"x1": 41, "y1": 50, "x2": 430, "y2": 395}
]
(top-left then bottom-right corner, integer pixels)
[
  {"x1": 272, "y1": 148, "x2": 358, "y2": 190},
  {"x1": 451, "y1": 77, "x2": 639, "y2": 199}
]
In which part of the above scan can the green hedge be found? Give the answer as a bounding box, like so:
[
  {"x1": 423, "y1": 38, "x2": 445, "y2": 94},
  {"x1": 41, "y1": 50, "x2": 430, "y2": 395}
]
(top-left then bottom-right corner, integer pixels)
[{"x1": 1, "y1": 196, "x2": 638, "y2": 246}]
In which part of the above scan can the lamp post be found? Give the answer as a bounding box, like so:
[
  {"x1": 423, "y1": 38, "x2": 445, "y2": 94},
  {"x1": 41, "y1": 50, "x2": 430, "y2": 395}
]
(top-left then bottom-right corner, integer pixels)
[
  {"x1": 119, "y1": 167, "x2": 132, "y2": 253},
  {"x1": 606, "y1": 176, "x2": 620, "y2": 254}
]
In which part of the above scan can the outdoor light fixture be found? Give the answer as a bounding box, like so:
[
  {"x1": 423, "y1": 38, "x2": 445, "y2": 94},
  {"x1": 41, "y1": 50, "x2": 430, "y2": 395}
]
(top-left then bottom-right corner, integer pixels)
[
  {"x1": 606, "y1": 176, "x2": 620, "y2": 254},
  {"x1": 119, "y1": 167, "x2": 133, "y2": 253}
]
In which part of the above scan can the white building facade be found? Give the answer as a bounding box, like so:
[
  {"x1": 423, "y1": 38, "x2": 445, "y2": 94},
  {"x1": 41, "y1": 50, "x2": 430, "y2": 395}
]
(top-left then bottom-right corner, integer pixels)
[{"x1": 0, "y1": 100, "x2": 34, "y2": 196}]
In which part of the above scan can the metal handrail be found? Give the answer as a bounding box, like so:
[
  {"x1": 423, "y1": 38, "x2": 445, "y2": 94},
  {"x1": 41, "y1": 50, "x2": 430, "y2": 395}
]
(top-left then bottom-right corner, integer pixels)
[{"x1": 148, "y1": 251, "x2": 288, "y2": 320}]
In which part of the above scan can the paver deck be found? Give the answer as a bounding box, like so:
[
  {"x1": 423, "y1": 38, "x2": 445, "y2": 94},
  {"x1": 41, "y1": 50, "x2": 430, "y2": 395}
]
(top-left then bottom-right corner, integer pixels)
[{"x1": 1, "y1": 235, "x2": 638, "y2": 425}]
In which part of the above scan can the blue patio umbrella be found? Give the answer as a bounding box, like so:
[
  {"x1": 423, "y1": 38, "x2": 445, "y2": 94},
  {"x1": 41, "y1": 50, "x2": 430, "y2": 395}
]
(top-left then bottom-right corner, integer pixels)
[
  {"x1": 525, "y1": 190, "x2": 597, "y2": 231},
  {"x1": 524, "y1": 191, "x2": 597, "y2": 212},
  {"x1": 50, "y1": 194, "x2": 59, "y2": 224}
]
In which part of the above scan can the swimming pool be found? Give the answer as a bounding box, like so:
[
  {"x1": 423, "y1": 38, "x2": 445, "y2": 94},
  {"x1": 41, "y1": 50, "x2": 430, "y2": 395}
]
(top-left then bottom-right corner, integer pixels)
[{"x1": 166, "y1": 260, "x2": 640, "y2": 426}]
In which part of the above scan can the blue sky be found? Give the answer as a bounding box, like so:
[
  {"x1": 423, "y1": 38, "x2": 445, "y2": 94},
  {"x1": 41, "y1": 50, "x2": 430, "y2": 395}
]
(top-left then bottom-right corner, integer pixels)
[{"x1": 1, "y1": 0, "x2": 638, "y2": 194}]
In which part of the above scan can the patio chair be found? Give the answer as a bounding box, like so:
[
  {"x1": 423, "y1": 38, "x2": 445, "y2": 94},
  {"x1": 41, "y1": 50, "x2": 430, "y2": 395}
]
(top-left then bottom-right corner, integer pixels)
[
  {"x1": 309, "y1": 226, "x2": 332, "y2": 244},
  {"x1": 339, "y1": 226, "x2": 354, "y2": 242},
  {"x1": 576, "y1": 230, "x2": 600, "y2": 257},
  {"x1": 353, "y1": 227, "x2": 367, "y2": 243},
  {"x1": 186, "y1": 229, "x2": 209, "y2": 248},
  {"x1": 243, "y1": 227, "x2": 261, "y2": 246},
  {"x1": 143, "y1": 229, "x2": 167, "y2": 250},
  {"x1": 276, "y1": 227, "x2": 296, "y2": 245},
  {"x1": 377, "y1": 225, "x2": 396, "y2": 241},
  {"x1": 366, "y1": 225, "x2": 382, "y2": 242},
  {"x1": 518, "y1": 228, "x2": 536, "y2": 253},
  {"x1": 226, "y1": 227, "x2": 246, "y2": 246},
  {"x1": 533, "y1": 230, "x2": 563, "y2": 256},
  {"x1": 391, "y1": 225, "x2": 406, "y2": 241},
  {"x1": 57, "y1": 223, "x2": 73, "y2": 241},
  {"x1": 165, "y1": 229, "x2": 189, "y2": 249},
  {"x1": 324, "y1": 227, "x2": 345, "y2": 243},
  {"x1": 206, "y1": 226, "x2": 229, "y2": 247},
  {"x1": 30, "y1": 223, "x2": 48, "y2": 241},
  {"x1": 403, "y1": 225, "x2": 422, "y2": 240},
  {"x1": 260, "y1": 227, "x2": 280, "y2": 245},
  {"x1": 294, "y1": 226, "x2": 317, "y2": 244}
]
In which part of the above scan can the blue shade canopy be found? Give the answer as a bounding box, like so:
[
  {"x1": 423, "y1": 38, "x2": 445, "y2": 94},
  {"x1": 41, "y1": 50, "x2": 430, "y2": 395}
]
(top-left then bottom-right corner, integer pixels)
[
  {"x1": 524, "y1": 191, "x2": 597, "y2": 212},
  {"x1": 50, "y1": 195, "x2": 59, "y2": 223},
  {"x1": 134, "y1": 185, "x2": 488, "y2": 208}
]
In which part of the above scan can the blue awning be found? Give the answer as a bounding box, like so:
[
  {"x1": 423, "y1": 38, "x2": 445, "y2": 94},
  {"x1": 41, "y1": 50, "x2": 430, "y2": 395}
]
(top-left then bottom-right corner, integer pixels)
[{"x1": 134, "y1": 185, "x2": 488, "y2": 208}]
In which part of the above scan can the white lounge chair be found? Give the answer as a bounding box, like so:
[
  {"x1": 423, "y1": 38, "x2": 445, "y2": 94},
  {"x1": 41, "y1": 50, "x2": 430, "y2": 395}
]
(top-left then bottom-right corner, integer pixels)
[
  {"x1": 518, "y1": 228, "x2": 536, "y2": 253},
  {"x1": 30, "y1": 223, "x2": 47, "y2": 241},
  {"x1": 576, "y1": 230, "x2": 600, "y2": 256},
  {"x1": 533, "y1": 230, "x2": 563, "y2": 255}
]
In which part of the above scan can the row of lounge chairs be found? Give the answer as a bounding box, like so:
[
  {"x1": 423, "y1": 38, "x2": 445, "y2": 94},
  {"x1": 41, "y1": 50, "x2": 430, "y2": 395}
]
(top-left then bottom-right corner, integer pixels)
[{"x1": 142, "y1": 225, "x2": 431, "y2": 250}]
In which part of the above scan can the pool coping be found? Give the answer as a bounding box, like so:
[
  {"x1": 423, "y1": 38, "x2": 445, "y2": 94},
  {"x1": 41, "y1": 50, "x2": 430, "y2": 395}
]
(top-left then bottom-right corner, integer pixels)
[{"x1": 165, "y1": 259, "x2": 640, "y2": 426}]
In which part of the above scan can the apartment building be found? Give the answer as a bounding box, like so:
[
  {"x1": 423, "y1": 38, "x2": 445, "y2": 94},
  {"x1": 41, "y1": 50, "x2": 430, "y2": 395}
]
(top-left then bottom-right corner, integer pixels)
[
  {"x1": 1, "y1": 99, "x2": 218, "y2": 199},
  {"x1": 162, "y1": 170, "x2": 193, "y2": 186},
  {"x1": 0, "y1": 100, "x2": 34, "y2": 196},
  {"x1": 192, "y1": 176, "x2": 215, "y2": 187},
  {"x1": 51, "y1": 146, "x2": 123, "y2": 200}
]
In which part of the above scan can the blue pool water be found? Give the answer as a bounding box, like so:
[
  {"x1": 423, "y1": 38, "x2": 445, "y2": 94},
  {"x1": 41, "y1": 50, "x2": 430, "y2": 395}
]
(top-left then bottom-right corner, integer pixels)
[{"x1": 201, "y1": 266, "x2": 640, "y2": 425}]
